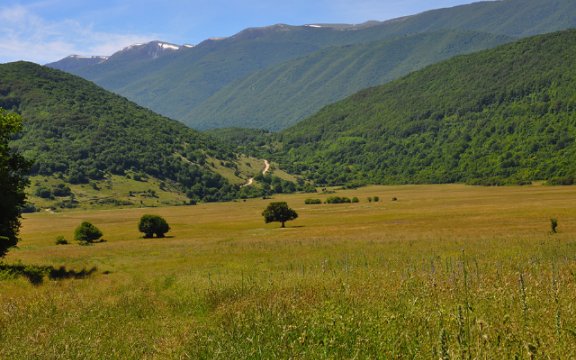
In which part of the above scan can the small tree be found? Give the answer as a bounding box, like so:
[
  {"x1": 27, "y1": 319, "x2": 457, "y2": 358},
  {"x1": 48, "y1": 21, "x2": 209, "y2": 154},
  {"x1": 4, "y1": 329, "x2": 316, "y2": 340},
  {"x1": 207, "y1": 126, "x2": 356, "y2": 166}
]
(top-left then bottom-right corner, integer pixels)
[
  {"x1": 262, "y1": 202, "x2": 298, "y2": 228},
  {"x1": 55, "y1": 235, "x2": 69, "y2": 245},
  {"x1": 138, "y1": 214, "x2": 170, "y2": 238},
  {"x1": 550, "y1": 218, "x2": 558, "y2": 234},
  {"x1": 74, "y1": 221, "x2": 103, "y2": 243}
]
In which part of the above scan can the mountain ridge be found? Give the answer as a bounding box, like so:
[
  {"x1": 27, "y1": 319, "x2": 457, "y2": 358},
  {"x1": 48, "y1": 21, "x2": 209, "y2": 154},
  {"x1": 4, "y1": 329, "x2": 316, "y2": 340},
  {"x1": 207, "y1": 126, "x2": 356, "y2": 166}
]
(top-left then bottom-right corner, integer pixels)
[
  {"x1": 187, "y1": 30, "x2": 514, "y2": 130},
  {"x1": 46, "y1": 0, "x2": 576, "y2": 130}
]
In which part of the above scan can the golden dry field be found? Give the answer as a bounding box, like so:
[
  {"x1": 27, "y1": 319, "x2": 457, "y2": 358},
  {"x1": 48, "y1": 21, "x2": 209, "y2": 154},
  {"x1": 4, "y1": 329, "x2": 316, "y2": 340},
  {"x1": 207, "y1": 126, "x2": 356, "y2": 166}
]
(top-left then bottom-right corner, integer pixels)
[{"x1": 1, "y1": 184, "x2": 576, "y2": 358}]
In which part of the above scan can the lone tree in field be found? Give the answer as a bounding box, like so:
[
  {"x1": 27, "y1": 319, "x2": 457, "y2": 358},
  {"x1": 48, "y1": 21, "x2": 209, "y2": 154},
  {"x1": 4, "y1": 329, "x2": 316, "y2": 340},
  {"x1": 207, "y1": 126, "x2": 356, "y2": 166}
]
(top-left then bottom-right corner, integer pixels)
[
  {"x1": 550, "y1": 218, "x2": 558, "y2": 234},
  {"x1": 262, "y1": 202, "x2": 298, "y2": 228},
  {"x1": 138, "y1": 214, "x2": 170, "y2": 238},
  {"x1": 0, "y1": 109, "x2": 30, "y2": 257},
  {"x1": 74, "y1": 221, "x2": 103, "y2": 244}
]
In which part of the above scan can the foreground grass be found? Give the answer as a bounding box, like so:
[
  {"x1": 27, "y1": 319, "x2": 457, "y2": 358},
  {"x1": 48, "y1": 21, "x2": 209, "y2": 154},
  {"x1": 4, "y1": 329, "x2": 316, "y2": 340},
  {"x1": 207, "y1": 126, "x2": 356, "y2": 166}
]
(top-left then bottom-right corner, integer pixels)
[{"x1": 1, "y1": 184, "x2": 576, "y2": 358}]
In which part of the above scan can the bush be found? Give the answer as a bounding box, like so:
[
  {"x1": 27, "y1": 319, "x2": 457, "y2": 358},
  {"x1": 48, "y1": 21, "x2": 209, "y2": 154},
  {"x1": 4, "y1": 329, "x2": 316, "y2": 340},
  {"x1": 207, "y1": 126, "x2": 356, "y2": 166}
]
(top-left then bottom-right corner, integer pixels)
[
  {"x1": 351, "y1": 197, "x2": 359, "y2": 203},
  {"x1": 326, "y1": 196, "x2": 351, "y2": 204},
  {"x1": 74, "y1": 221, "x2": 103, "y2": 243},
  {"x1": 304, "y1": 198, "x2": 322, "y2": 205},
  {"x1": 21, "y1": 202, "x2": 38, "y2": 213},
  {"x1": 373, "y1": 196, "x2": 380, "y2": 202},
  {"x1": 34, "y1": 186, "x2": 53, "y2": 199},
  {"x1": 138, "y1": 215, "x2": 170, "y2": 238},
  {"x1": 52, "y1": 183, "x2": 72, "y2": 197},
  {"x1": 55, "y1": 235, "x2": 69, "y2": 245},
  {"x1": 547, "y1": 177, "x2": 576, "y2": 186}
]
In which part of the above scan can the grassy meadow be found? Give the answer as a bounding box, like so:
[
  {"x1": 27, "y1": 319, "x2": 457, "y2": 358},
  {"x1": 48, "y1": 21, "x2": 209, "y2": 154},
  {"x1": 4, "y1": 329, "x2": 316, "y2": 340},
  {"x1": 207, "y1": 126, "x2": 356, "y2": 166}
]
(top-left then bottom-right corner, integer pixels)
[{"x1": 1, "y1": 184, "x2": 576, "y2": 358}]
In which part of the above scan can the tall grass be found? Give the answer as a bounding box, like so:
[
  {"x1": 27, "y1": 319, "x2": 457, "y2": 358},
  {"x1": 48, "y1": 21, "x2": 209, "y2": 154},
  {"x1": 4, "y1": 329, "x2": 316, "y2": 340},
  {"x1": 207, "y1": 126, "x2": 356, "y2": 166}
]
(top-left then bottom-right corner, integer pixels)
[{"x1": 1, "y1": 184, "x2": 575, "y2": 358}]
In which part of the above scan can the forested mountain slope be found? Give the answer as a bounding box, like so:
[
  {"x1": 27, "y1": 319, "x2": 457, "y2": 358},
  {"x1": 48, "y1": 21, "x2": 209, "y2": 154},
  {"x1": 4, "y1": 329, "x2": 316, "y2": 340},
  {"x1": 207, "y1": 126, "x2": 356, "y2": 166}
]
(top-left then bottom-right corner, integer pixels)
[
  {"x1": 0, "y1": 62, "x2": 239, "y2": 203},
  {"x1": 189, "y1": 31, "x2": 513, "y2": 130},
  {"x1": 276, "y1": 30, "x2": 576, "y2": 185}
]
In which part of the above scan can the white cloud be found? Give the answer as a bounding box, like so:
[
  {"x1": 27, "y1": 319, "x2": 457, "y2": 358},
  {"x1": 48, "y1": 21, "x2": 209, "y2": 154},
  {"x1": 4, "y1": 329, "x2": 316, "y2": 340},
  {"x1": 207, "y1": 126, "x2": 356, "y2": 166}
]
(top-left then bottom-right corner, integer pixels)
[{"x1": 0, "y1": 4, "x2": 155, "y2": 64}]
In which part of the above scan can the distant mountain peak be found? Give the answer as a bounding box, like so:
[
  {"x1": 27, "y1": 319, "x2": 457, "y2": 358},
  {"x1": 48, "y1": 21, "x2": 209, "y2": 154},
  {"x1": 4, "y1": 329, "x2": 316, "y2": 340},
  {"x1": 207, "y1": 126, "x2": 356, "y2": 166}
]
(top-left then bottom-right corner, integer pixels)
[{"x1": 120, "y1": 40, "x2": 181, "y2": 52}]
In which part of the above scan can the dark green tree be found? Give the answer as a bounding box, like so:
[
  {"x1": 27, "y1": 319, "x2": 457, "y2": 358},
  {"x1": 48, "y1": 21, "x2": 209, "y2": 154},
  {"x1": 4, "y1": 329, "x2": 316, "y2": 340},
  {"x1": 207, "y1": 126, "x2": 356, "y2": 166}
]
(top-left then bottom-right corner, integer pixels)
[
  {"x1": 138, "y1": 214, "x2": 170, "y2": 238},
  {"x1": 74, "y1": 221, "x2": 103, "y2": 243},
  {"x1": 262, "y1": 202, "x2": 298, "y2": 228},
  {"x1": 550, "y1": 218, "x2": 558, "y2": 234},
  {"x1": 0, "y1": 109, "x2": 30, "y2": 257}
]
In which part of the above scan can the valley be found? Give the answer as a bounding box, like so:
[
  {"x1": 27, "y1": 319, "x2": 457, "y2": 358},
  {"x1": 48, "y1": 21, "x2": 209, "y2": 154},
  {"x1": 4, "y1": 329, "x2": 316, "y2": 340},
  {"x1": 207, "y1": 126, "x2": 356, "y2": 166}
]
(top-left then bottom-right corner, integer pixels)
[{"x1": 1, "y1": 0, "x2": 576, "y2": 357}]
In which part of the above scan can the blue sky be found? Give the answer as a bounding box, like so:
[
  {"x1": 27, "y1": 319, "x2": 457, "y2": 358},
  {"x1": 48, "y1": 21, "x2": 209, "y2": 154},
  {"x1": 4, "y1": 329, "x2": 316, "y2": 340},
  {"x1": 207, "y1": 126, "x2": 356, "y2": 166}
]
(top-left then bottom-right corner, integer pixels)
[{"x1": 1, "y1": 0, "x2": 478, "y2": 64}]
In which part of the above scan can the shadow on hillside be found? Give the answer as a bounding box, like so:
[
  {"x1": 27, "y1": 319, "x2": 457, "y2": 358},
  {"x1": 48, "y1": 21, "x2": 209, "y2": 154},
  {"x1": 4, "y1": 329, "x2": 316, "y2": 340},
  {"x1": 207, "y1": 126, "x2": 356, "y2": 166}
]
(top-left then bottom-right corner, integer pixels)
[{"x1": 0, "y1": 263, "x2": 98, "y2": 285}]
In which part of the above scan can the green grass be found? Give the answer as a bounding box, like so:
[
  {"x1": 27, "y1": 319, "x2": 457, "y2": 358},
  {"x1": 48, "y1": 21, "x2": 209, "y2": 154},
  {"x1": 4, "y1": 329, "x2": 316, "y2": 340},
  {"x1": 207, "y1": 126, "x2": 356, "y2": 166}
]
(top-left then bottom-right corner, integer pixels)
[{"x1": 2, "y1": 184, "x2": 576, "y2": 358}]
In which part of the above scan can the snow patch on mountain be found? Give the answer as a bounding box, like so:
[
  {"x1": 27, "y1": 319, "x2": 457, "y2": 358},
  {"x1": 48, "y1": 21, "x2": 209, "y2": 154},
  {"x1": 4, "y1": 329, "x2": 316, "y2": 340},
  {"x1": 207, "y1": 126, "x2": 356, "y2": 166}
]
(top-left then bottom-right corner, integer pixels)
[{"x1": 158, "y1": 42, "x2": 180, "y2": 50}]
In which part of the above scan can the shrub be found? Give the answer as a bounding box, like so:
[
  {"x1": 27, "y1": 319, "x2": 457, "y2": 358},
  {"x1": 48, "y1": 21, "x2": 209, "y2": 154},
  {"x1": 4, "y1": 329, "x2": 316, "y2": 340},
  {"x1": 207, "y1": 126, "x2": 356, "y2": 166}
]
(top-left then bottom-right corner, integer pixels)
[
  {"x1": 547, "y1": 177, "x2": 576, "y2": 186},
  {"x1": 550, "y1": 218, "x2": 558, "y2": 234},
  {"x1": 52, "y1": 183, "x2": 72, "y2": 197},
  {"x1": 34, "y1": 186, "x2": 53, "y2": 199},
  {"x1": 304, "y1": 198, "x2": 322, "y2": 205},
  {"x1": 74, "y1": 221, "x2": 103, "y2": 243},
  {"x1": 325, "y1": 196, "x2": 352, "y2": 204},
  {"x1": 55, "y1": 235, "x2": 69, "y2": 245},
  {"x1": 373, "y1": 196, "x2": 380, "y2": 202},
  {"x1": 138, "y1": 215, "x2": 170, "y2": 238},
  {"x1": 21, "y1": 202, "x2": 38, "y2": 213},
  {"x1": 351, "y1": 197, "x2": 359, "y2": 203}
]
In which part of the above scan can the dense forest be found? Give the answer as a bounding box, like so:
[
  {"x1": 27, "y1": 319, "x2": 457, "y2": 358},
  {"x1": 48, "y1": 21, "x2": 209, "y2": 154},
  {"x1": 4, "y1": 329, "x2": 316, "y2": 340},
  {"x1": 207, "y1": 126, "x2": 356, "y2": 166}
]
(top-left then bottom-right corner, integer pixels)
[{"x1": 272, "y1": 30, "x2": 576, "y2": 186}]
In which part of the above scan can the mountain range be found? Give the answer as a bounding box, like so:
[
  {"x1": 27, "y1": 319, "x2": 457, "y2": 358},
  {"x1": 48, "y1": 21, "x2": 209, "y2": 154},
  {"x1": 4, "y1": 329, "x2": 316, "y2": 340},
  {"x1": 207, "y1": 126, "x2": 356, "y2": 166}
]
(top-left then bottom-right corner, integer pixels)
[
  {"x1": 3, "y1": 0, "x2": 576, "y2": 210},
  {"x1": 47, "y1": 0, "x2": 576, "y2": 131}
]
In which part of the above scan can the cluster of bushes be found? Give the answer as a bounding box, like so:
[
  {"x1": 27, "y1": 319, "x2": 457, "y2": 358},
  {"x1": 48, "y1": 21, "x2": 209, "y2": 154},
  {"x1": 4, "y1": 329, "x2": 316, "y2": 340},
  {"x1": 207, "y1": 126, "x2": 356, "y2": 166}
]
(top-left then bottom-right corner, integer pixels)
[
  {"x1": 304, "y1": 198, "x2": 322, "y2": 205},
  {"x1": 325, "y1": 196, "x2": 359, "y2": 204},
  {"x1": 34, "y1": 183, "x2": 72, "y2": 199},
  {"x1": 467, "y1": 177, "x2": 532, "y2": 186},
  {"x1": 57, "y1": 214, "x2": 171, "y2": 246},
  {"x1": 21, "y1": 202, "x2": 39, "y2": 213},
  {"x1": 547, "y1": 176, "x2": 576, "y2": 185},
  {"x1": 306, "y1": 196, "x2": 386, "y2": 205}
]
